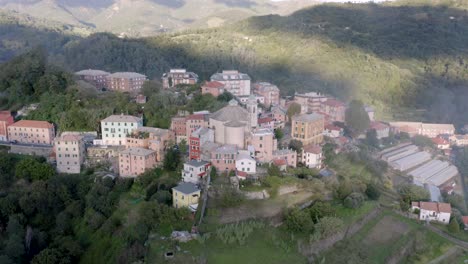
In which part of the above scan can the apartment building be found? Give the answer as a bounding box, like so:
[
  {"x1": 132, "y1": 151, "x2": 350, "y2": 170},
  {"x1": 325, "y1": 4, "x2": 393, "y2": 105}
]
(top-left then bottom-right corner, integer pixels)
[
  {"x1": 302, "y1": 144, "x2": 322, "y2": 169},
  {"x1": 182, "y1": 160, "x2": 211, "y2": 184},
  {"x1": 186, "y1": 113, "x2": 210, "y2": 139},
  {"x1": 162, "y1": 69, "x2": 198, "y2": 89},
  {"x1": 55, "y1": 133, "x2": 86, "y2": 174},
  {"x1": 101, "y1": 115, "x2": 143, "y2": 146},
  {"x1": 172, "y1": 182, "x2": 200, "y2": 211},
  {"x1": 7, "y1": 120, "x2": 55, "y2": 145},
  {"x1": 0, "y1": 111, "x2": 14, "y2": 141},
  {"x1": 170, "y1": 116, "x2": 187, "y2": 143},
  {"x1": 189, "y1": 127, "x2": 214, "y2": 161},
  {"x1": 291, "y1": 113, "x2": 324, "y2": 145},
  {"x1": 75, "y1": 69, "x2": 110, "y2": 89},
  {"x1": 125, "y1": 127, "x2": 175, "y2": 162},
  {"x1": 210, "y1": 144, "x2": 238, "y2": 172},
  {"x1": 106, "y1": 72, "x2": 147, "y2": 92},
  {"x1": 253, "y1": 82, "x2": 280, "y2": 107},
  {"x1": 119, "y1": 147, "x2": 157, "y2": 177},
  {"x1": 210, "y1": 70, "x2": 251, "y2": 96},
  {"x1": 294, "y1": 92, "x2": 328, "y2": 113},
  {"x1": 249, "y1": 129, "x2": 277, "y2": 163},
  {"x1": 201, "y1": 81, "x2": 225, "y2": 97},
  {"x1": 320, "y1": 99, "x2": 346, "y2": 123}
]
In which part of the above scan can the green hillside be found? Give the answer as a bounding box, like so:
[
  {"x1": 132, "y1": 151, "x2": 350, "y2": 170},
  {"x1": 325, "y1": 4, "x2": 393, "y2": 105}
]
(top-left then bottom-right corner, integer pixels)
[{"x1": 46, "y1": 1, "x2": 468, "y2": 125}]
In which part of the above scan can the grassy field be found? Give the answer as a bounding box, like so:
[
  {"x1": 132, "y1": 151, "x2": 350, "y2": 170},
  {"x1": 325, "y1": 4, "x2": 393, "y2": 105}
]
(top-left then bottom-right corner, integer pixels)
[
  {"x1": 322, "y1": 210, "x2": 455, "y2": 263},
  {"x1": 147, "y1": 226, "x2": 307, "y2": 264}
]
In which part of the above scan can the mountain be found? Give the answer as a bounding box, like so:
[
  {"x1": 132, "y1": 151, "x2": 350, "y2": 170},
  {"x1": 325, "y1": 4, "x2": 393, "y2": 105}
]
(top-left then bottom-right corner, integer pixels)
[{"x1": 0, "y1": 0, "x2": 318, "y2": 36}]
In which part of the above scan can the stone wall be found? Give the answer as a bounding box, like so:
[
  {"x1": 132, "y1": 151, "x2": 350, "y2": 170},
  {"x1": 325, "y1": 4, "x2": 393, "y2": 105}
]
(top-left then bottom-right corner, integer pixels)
[
  {"x1": 243, "y1": 190, "x2": 270, "y2": 200},
  {"x1": 10, "y1": 145, "x2": 53, "y2": 160},
  {"x1": 278, "y1": 185, "x2": 299, "y2": 196}
]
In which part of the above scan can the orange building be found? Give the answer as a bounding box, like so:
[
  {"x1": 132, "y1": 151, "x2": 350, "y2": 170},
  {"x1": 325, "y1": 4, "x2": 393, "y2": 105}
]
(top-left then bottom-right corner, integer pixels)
[
  {"x1": 119, "y1": 147, "x2": 157, "y2": 177},
  {"x1": 291, "y1": 113, "x2": 324, "y2": 145},
  {"x1": 7, "y1": 120, "x2": 55, "y2": 145},
  {"x1": 201, "y1": 81, "x2": 225, "y2": 97}
]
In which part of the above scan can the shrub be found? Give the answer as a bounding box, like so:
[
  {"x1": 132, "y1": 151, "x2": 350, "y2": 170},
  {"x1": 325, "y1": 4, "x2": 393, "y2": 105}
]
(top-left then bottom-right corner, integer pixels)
[
  {"x1": 284, "y1": 208, "x2": 314, "y2": 233},
  {"x1": 343, "y1": 192, "x2": 365, "y2": 209},
  {"x1": 365, "y1": 183, "x2": 381, "y2": 200},
  {"x1": 448, "y1": 218, "x2": 460, "y2": 233}
]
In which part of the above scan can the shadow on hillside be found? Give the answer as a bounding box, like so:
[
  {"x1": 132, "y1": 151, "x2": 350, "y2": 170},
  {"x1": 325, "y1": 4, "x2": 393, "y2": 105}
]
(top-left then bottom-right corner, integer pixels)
[{"x1": 245, "y1": 3, "x2": 468, "y2": 59}]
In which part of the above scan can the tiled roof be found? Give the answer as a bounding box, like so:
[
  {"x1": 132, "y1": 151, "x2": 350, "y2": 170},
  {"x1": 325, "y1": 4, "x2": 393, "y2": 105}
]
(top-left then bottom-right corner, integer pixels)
[
  {"x1": 120, "y1": 147, "x2": 155, "y2": 156},
  {"x1": 322, "y1": 99, "x2": 345, "y2": 107},
  {"x1": 102, "y1": 115, "x2": 142, "y2": 123},
  {"x1": 462, "y1": 216, "x2": 468, "y2": 225},
  {"x1": 173, "y1": 182, "x2": 199, "y2": 195},
  {"x1": 57, "y1": 134, "x2": 83, "y2": 142},
  {"x1": 325, "y1": 124, "x2": 342, "y2": 131},
  {"x1": 258, "y1": 117, "x2": 274, "y2": 124},
  {"x1": 432, "y1": 137, "x2": 449, "y2": 145},
  {"x1": 273, "y1": 159, "x2": 287, "y2": 166},
  {"x1": 303, "y1": 144, "x2": 322, "y2": 154},
  {"x1": 412, "y1": 201, "x2": 451, "y2": 213},
  {"x1": 108, "y1": 72, "x2": 146, "y2": 79},
  {"x1": 202, "y1": 81, "x2": 224, "y2": 88},
  {"x1": 370, "y1": 121, "x2": 389, "y2": 131},
  {"x1": 185, "y1": 160, "x2": 210, "y2": 167},
  {"x1": 10, "y1": 120, "x2": 53, "y2": 129},
  {"x1": 75, "y1": 69, "x2": 110, "y2": 76},
  {"x1": 292, "y1": 113, "x2": 324, "y2": 123},
  {"x1": 210, "y1": 70, "x2": 251, "y2": 81}
]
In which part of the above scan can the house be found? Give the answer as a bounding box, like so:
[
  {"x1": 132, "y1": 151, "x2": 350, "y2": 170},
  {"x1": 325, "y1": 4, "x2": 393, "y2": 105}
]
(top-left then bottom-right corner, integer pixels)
[
  {"x1": 271, "y1": 105, "x2": 287, "y2": 126},
  {"x1": 210, "y1": 70, "x2": 251, "y2": 96},
  {"x1": 450, "y1": 135, "x2": 468, "y2": 147},
  {"x1": 172, "y1": 182, "x2": 200, "y2": 211},
  {"x1": 237, "y1": 94, "x2": 265, "y2": 106},
  {"x1": 253, "y1": 82, "x2": 280, "y2": 107},
  {"x1": 236, "y1": 153, "x2": 256, "y2": 174},
  {"x1": 432, "y1": 137, "x2": 450, "y2": 150},
  {"x1": 55, "y1": 133, "x2": 86, "y2": 174},
  {"x1": 119, "y1": 147, "x2": 157, "y2": 177},
  {"x1": 272, "y1": 148, "x2": 297, "y2": 168},
  {"x1": 257, "y1": 116, "x2": 274, "y2": 130},
  {"x1": 106, "y1": 72, "x2": 147, "y2": 91},
  {"x1": 210, "y1": 144, "x2": 238, "y2": 172},
  {"x1": 320, "y1": 99, "x2": 346, "y2": 123},
  {"x1": 294, "y1": 92, "x2": 328, "y2": 113},
  {"x1": 189, "y1": 127, "x2": 214, "y2": 161},
  {"x1": 201, "y1": 81, "x2": 225, "y2": 97},
  {"x1": 0, "y1": 111, "x2": 14, "y2": 141},
  {"x1": 125, "y1": 127, "x2": 175, "y2": 162},
  {"x1": 369, "y1": 121, "x2": 390, "y2": 139},
  {"x1": 411, "y1": 201, "x2": 451, "y2": 224},
  {"x1": 389, "y1": 122, "x2": 455, "y2": 138},
  {"x1": 101, "y1": 114, "x2": 143, "y2": 146},
  {"x1": 236, "y1": 170, "x2": 248, "y2": 180},
  {"x1": 324, "y1": 124, "x2": 343, "y2": 138},
  {"x1": 182, "y1": 160, "x2": 211, "y2": 184},
  {"x1": 75, "y1": 69, "x2": 110, "y2": 89},
  {"x1": 462, "y1": 216, "x2": 468, "y2": 231},
  {"x1": 170, "y1": 116, "x2": 187, "y2": 143},
  {"x1": 7, "y1": 120, "x2": 55, "y2": 145},
  {"x1": 302, "y1": 144, "x2": 322, "y2": 169},
  {"x1": 162, "y1": 69, "x2": 198, "y2": 89},
  {"x1": 291, "y1": 113, "x2": 325, "y2": 145},
  {"x1": 272, "y1": 159, "x2": 287, "y2": 171}
]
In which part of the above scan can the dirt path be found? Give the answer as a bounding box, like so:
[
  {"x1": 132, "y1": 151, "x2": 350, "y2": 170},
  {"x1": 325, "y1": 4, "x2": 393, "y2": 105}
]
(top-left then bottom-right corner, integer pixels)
[
  {"x1": 426, "y1": 225, "x2": 468, "y2": 250},
  {"x1": 427, "y1": 246, "x2": 462, "y2": 264}
]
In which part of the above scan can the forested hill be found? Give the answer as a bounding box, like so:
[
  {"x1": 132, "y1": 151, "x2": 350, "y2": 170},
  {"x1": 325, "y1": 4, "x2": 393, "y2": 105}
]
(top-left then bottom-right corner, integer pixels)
[{"x1": 3, "y1": 0, "x2": 468, "y2": 125}]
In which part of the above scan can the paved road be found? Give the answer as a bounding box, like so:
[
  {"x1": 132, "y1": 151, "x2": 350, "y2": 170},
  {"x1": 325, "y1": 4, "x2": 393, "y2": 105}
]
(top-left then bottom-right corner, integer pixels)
[{"x1": 0, "y1": 141, "x2": 52, "y2": 148}]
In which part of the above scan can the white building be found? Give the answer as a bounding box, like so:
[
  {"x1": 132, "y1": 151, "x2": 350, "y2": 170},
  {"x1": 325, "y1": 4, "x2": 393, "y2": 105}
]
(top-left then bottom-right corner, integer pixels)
[
  {"x1": 55, "y1": 133, "x2": 86, "y2": 174},
  {"x1": 210, "y1": 70, "x2": 251, "y2": 96},
  {"x1": 411, "y1": 201, "x2": 451, "y2": 224},
  {"x1": 302, "y1": 145, "x2": 322, "y2": 169},
  {"x1": 101, "y1": 114, "x2": 143, "y2": 146},
  {"x1": 182, "y1": 160, "x2": 211, "y2": 184},
  {"x1": 236, "y1": 153, "x2": 256, "y2": 174}
]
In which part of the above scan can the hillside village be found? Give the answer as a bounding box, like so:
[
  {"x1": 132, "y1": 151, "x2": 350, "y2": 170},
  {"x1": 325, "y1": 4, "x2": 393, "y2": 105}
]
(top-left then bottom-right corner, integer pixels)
[{"x1": 1, "y1": 67, "x2": 468, "y2": 262}]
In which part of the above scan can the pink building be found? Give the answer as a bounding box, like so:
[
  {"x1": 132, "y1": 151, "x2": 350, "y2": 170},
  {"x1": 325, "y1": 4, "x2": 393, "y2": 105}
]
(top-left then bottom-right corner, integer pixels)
[
  {"x1": 249, "y1": 129, "x2": 277, "y2": 163},
  {"x1": 0, "y1": 111, "x2": 14, "y2": 141},
  {"x1": 272, "y1": 106, "x2": 287, "y2": 123},
  {"x1": 186, "y1": 113, "x2": 210, "y2": 139},
  {"x1": 170, "y1": 116, "x2": 187, "y2": 143},
  {"x1": 119, "y1": 147, "x2": 157, "y2": 177},
  {"x1": 253, "y1": 82, "x2": 280, "y2": 107},
  {"x1": 320, "y1": 99, "x2": 346, "y2": 123},
  {"x1": 8, "y1": 120, "x2": 55, "y2": 145},
  {"x1": 210, "y1": 144, "x2": 238, "y2": 173},
  {"x1": 201, "y1": 81, "x2": 225, "y2": 97},
  {"x1": 258, "y1": 117, "x2": 275, "y2": 130},
  {"x1": 125, "y1": 127, "x2": 175, "y2": 162}
]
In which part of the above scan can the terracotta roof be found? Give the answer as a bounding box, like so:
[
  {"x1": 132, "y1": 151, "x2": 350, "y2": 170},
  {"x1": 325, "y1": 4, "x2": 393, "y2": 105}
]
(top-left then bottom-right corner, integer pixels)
[
  {"x1": 370, "y1": 121, "x2": 389, "y2": 131},
  {"x1": 102, "y1": 115, "x2": 142, "y2": 123},
  {"x1": 462, "y1": 216, "x2": 468, "y2": 225},
  {"x1": 187, "y1": 114, "x2": 206, "y2": 121},
  {"x1": 273, "y1": 159, "x2": 287, "y2": 166},
  {"x1": 258, "y1": 117, "x2": 274, "y2": 124},
  {"x1": 10, "y1": 120, "x2": 53, "y2": 129},
  {"x1": 303, "y1": 144, "x2": 322, "y2": 154},
  {"x1": 237, "y1": 170, "x2": 248, "y2": 177},
  {"x1": 292, "y1": 113, "x2": 324, "y2": 123},
  {"x1": 57, "y1": 134, "x2": 83, "y2": 142},
  {"x1": 413, "y1": 201, "x2": 451, "y2": 213},
  {"x1": 432, "y1": 137, "x2": 449, "y2": 145},
  {"x1": 202, "y1": 81, "x2": 224, "y2": 88},
  {"x1": 322, "y1": 99, "x2": 345, "y2": 107},
  {"x1": 120, "y1": 147, "x2": 155, "y2": 156}
]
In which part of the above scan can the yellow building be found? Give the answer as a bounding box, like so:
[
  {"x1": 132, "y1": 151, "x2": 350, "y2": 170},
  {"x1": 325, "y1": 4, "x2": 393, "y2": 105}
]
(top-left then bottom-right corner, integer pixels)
[
  {"x1": 172, "y1": 182, "x2": 201, "y2": 211},
  {"x1": 291, "y1": 113, "x2": 324, "y2": 145}
]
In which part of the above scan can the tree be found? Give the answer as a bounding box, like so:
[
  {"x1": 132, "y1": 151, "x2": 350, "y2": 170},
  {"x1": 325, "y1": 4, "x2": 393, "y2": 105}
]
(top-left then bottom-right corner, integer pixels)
[
  {"x1": 365, "y1": 183, "x2": 381, "y2": 200},
  {"x1": 398, "y1": 184, "x2": 430, "y2": 210},
  {"x1": 141, "y1": 80, "x2": 161, "y2": 97},
  {"x1": 4, "y1": 234, "x2": 25, "y2": 261},
  {"x1": 285, "y1": 208, "x2": 314, "y2": 233},
  {"x1": 179, "y1": 139, "x2": 188, "y2": 157},
  {"x1": 365, "y1": 129, "x2": 379, "y2": 148},
  {"x1": 308, "y1": 201, "x2": 336, "y2": 223},
  {"x1": 217, "y1": 91, "x2": 234, "y2": 102},
  {"x1": 344, "y1": 192, "x2": 365, "y2": 209},
  {"x1": 267, "y1": 164, "x2": 282, "y2": 177},
  {"x1": 345, "y1": 100, "x2": 370, "y2": 136},
  {"x1": 412, "y1": 135, "x2": 435, "y2": 148},
  {"x1": 163, "y1": 147, "x2": 181, "y2": 171},
  {"x1": 314, "y1": 217, "x2": 344, "y2": 238},
  {"x1": 288, "y1": 139, "x2": 303, "y2": 153},
  {"x1": 274, "y1": 128, "x2": 284, "y2": 140},
  {"x1": 322, "y1": 143, "x2": 337, "y2": 166},
  {"x1": 287, "y1": 102, "x2": 301, "y2": 122},
  {"x1": 31, "y1": 248, "x2": 65, "y2": 264},
  {"x1": 448, "y1": 218, "x2": 460, "y2": 233}
]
